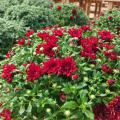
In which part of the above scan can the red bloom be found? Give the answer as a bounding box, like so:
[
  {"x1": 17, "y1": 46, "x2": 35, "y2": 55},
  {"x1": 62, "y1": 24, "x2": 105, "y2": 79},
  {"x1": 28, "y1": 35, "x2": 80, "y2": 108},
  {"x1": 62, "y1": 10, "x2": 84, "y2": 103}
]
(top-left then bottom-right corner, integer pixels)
[
  {"x1": 57, "y1": 6, "x2": 62, "y2": 11},
  {"x1": 6, "y1": 51, "x2": 15, "y2": 59},
  {"x1": 70, "y1": 16, "x2": 74, "y2": 20},
  {"x1": 80, "y1": 36, "x2": 98, "y2": 60},
  {"x1": 98, "y1": 30, "x2": 114, "y2": 41},
  {"x1": 2, "y1": 64, "x2": 16, "y2": 83},
  {"x1": 26, "y1": 63, "x2": 42, "y2": 81},
  {"x1": 81, "y1": 25, "x2": 91, "y2": 31},
  {"x1": 36, "y1": 43, "x2": 57, "y2": 57},
  {"x1": 53, "y1": 29, "x2": 63, "y2": 37},
  {"x1": 107, "y1": 79, "x2": 115, "y2": 86},
  {"x1": 59, "y1": 92, "x2": 66, "y2": 102},
  {"x1": 93, "y1": 103, "x2": 111, "y2": 120},
  {"x1": 108, "y1": 96, "x2": 120, "y2": 120},
  {"x1": 104, "y1": 51, "x2": 118, "y2": 60},
  {"x1": 108, "y1": 16, "x2": 113, "y2": 20},
  {"x1": 37, "y1": 32, "x2": 58, "y2": 43},
  {"x1": 58, "y1": 57, "x2": 77, "y2": 77},
  {"x1": 72, "y1": 8, "x2": 77, "y2": 15},
  {"x1": 43, "y1": 58, "x2": 60, "y2": 75},
  {"x1": 18, "y1": 38, "x2": 25, "y2": 46},
  {"x1": 101, "y1": 43, "x2": 115, "y2": 50},
  {"x1": 72, "y1": 74, "x2": 79, "y2": 80},
  {"x1": 101, "y1": 64, "x2": 113, "y2": 74},
  {"x1": 0, "y1": 109, "x2": 11, "y2": 120},
  {"x1": 68, "y1": 28, "x2": 82, "y2": 38},
  {"x1": 25, "y1": 29, "x2": 34, "y2": 37}
]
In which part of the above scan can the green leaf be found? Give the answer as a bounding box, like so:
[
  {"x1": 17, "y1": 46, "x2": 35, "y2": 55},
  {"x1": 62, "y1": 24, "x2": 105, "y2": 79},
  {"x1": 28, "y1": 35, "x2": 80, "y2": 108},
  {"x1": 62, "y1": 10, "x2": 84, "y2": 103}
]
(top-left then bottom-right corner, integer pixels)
[
  {"x1": 79, "y1": 90, "x2": 88, "y2": 102},
  {"x1": 27, "y1": 102, "x2": 32, "y2": 114},
  {"x1": 19, "y1": 106, "x2": 25, "y2": 115},
  {"x1": 61, "y1": 101, "x2": 78, "y2": 110},
  {"x1": 84, "y1": 110, "x2": 94, "y2": 120}
]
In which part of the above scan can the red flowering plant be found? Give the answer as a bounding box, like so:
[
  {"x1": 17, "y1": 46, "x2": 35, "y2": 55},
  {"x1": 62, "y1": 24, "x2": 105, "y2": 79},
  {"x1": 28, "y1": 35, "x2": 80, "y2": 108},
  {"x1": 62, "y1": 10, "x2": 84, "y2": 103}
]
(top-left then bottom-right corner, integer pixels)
[
  {"x1": 51, "y1": 3, "x2": 88, "y2": 26},
  {"x1": 94, "y1": 9, "x2": 120, "y2": 34},
  {"x1": 0, "y1": 26, "x2": 119, "y2": 120}
]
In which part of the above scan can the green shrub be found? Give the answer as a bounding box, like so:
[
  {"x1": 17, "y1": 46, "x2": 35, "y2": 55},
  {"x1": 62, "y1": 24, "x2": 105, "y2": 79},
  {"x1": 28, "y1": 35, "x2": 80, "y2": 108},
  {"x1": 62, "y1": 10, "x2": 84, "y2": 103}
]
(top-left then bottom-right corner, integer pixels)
[
  {"x1": 95, "y1": 9, "x2": 120, "y2": 34},
  {"x1": 4, "y1": 5, "x2": 53, "y2": 30},
  {"x1": 51, "y1": 3, "x2": 89, "y2": 26},
  {"x1": 0, "y1": 18, "x2": 26, "y2": 59},
  {"x1": 0, "y1": 26, "x2": 119, "y2": 119}
]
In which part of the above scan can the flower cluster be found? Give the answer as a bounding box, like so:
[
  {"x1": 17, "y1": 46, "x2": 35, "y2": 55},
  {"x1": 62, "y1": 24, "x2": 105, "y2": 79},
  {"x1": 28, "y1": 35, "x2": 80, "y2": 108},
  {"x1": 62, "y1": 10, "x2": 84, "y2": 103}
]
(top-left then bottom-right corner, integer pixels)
[
  {"x1": 26, "y1": 63, "x2": 42, "y2": 81},
  {"x1": 98, "y1": 30, "x2": 114, "y2": 41},
  {"x1": 94, "y1": 96, "x2": 120, "y2": 120},
  {"x1": 81, "y1": 36, "x2": 98, "y2": 60},
  {"x1": 0, "y1": 109, "x2": 11, "y2": 120},
  {"x1": 1, "y1": 64, "x2": 16, "y2": 83}
]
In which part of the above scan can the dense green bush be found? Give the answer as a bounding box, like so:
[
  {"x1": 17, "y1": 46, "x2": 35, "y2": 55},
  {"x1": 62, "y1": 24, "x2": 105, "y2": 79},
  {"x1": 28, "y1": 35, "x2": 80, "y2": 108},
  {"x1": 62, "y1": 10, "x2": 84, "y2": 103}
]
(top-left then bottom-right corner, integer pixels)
[
  {"x1": 51, "y1": 3, "x2": 88, "y2": 26},
  {"x1": 0, "y1": 18, "x2": 26, "y2": 59},
  {"x1": 0, "y1": 25, "x2": 120, "y2": 119},
  {"x1": 95, "y1": 9, "x2": 120, "y2": 34},
  {"x1": 4, "y1": 5, "x2": 53, "y2": 30},
  {"x1": 0, "y1": 0, "x2": 53, "y2": 57}
]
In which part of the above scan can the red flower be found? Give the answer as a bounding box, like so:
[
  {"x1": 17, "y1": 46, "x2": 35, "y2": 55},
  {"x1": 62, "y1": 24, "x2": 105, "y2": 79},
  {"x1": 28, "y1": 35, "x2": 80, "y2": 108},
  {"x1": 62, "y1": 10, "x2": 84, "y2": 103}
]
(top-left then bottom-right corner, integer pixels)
[
  {"x1": 59, "y1": 92, "x2": 66, "y2": 102},
  {"x1": 57, "y1": 6, "x2": 62, "y2": 11},
  {"x1": 2, "y1": 64, "x2": 16, "y2": 83},
  {"x1": 98, "y1": 30, "x2": 114, "y2": 41},
  {"x1": 80, "y1": 36, "x2": 98, "y2": 60},
  {"x1": 81, "y1": 25, "x2": 91, "y2": 31},
  {"x1": 36, "y1": 43, "x2": 57, "y2": 57},
  {"x1": 108, "y1": 96, "x2": 120, "y2": 120},
  {"x1": 101, "y1": 43, "x2": 115, "y2": 50},
  {"x1": 104, "y1": 51, "x2": 118, "y2": 60},
  {"x1": 101, "y1": 64, "x2": 113, "y2": 74},
  {"x1": 43, "y1": 58, "x2": 60, "y2": 75},
  {"x1": 18, "y1": 38, "x2": 25, "y2": 46},
  {"x1": 37, "y1": 32, "x2": 58, "y2": 43},
  {"x1": 53, "y1": 29, "x2": 63, "y2": 37},
  {"x1": 93, "y1": 103, "x2": 111, "y2": 120},
  {"x1": 72, "y1": 74, "x2": 79, "y2": 80},
  {"x1": 108, "y1": 16, "x2": 113, "y2": 20},
  {"x1": 25, "y1": 29, "x2": 34, "y2": 37},
  {"x1": 57, "y1": 57, "x2": 77, "y2": 77},
  {"x1": 107, "y1": 79, "x2": 115, "y2": 86},
  {"x1": 72, "y1": 8, "x2": 77, "y2": 15},
  {"x1": 26, "y1": 63, "x2": 42, "y2": 81},
  {"x1": 70, "y1": 16, "x2": 74, "y2": 20},
  {"x1": 6, "y1": 51, "x2": 15, "y2": 59},
  {"x1": 0, "y1": 109, "x2": 11, "y2": 120},
  {"x1": 68, "y1": 28, "x2": 82, "y2": 38}
]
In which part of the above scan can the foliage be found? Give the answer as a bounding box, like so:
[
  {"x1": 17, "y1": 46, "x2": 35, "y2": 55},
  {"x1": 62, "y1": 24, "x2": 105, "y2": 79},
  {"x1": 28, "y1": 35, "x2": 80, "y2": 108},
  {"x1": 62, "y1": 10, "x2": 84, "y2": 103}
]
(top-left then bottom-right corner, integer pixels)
[
  {"x1": 0, "y1": 25, "x2": 120, "y2": 119},
  {"x1": 51, "y1": 3, "x2": 89, "y2": 26},
  {"x1": 95, "y1": 9, "x2": 120, "y2": 34},
  {"x1": 0, "y1": 18, "x2": 26, "y2": 60}
]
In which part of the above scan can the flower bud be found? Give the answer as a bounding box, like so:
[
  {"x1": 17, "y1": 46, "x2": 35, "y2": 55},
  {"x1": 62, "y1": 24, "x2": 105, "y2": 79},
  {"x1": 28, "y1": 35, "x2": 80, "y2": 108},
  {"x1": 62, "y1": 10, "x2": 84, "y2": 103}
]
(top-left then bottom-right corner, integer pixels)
[
  {"x1": 64, "y1": 110, "x2": 71, "y2": 117},
  {"x1": 46, "y1": 108, "x2": 51, "y2": 113},
  {"x1": 107, "y1": 79, "x2": 115, "y2": 86},
  {"x1": 105, "y1": 89, "x2": 110, "y2": 94},
  {"x1": 113, "y1": 69, "x2": 119, "y2": 74},
  {"x1": 52, "y1": 83, "x2": 57, "y2": 88},
  {"x1": 72, "y1": 74, "x2": 79, "y2": 80},
  {"x1": 83, "y1": 77, "x2": 89, "y2": 82},
  {"x1": 90, "y1": 95, "x2": 95, "y2": 100}
]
